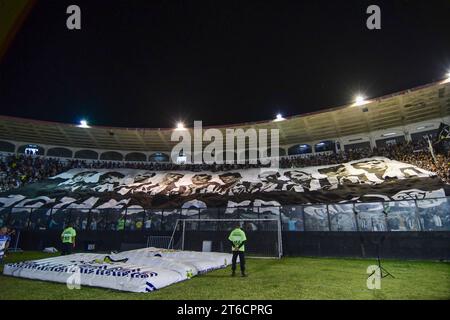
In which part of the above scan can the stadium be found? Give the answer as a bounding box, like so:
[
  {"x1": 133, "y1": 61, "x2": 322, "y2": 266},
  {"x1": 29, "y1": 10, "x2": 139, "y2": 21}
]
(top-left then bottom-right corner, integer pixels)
[{"x1": 1, "y1": 0, "x2": 450, "y2": 302}]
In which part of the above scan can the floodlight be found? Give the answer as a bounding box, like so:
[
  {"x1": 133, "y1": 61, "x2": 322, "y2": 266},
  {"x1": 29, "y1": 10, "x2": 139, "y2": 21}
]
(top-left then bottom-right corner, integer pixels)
[
  {"x1": 353, "y1": 93, "x2": 369, "y2": 106},
  {"x1": 355, "y1": 95, "x2": 365, "y2": 104},
  {"x1": 441, "y1": 71, "x2": 450, "y2": 84},
  {"x1": 274, "y1": 113, "x2": 285, "y2": 122},
  {"x1": 176, "y1": 122, "x2": 185, "y2": 130},
  {"x1": 78, "y1": 120, "x2": 89, "y2": 128}
]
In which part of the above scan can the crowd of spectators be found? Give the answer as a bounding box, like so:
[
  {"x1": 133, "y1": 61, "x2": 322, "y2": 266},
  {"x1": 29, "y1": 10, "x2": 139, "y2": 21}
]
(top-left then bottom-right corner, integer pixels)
[
  {"x1": 1, "y1": 140, "x2": 449, "y2": 192},
  {"x1": 280, "y1": 140, "x2": 449, "y2": 184},
  {"x1": 0, "y1": 155, "x2": 66, "y2": 192},
  {"x1": 68, "y1": 158, "x2": 266, "y2": 172},
  {"x1": 385, "y1": 143, "x2": 450, "y2": 184}
]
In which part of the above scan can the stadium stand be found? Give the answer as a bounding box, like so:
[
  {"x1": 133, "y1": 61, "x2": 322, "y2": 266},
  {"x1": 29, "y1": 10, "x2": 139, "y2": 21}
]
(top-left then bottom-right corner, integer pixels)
[
  {"x1": 0, "y1": 79, "x2": 449, "y2": 259},
  {"x1": 0, "y1": 139, "x2": 448, "y2": 194}
]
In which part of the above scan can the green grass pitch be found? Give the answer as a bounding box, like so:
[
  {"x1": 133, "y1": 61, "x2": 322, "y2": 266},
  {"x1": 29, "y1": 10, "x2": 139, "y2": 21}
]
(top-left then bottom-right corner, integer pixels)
[{"x1": 0, "y1": 251, "x2": 449, "y2": 300}]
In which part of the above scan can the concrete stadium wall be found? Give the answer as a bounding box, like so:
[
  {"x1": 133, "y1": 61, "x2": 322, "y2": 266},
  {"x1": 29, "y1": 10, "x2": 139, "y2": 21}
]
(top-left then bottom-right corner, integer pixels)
[
  {"x1": 283, "y1": 232, "x2": 450, "y2": 260},
  {"x1": 14, "y1": 230, "x2": 450, "y2": 260},
  {"x1": 1, "y1": 115, "x2": 449, "y2": 162}
]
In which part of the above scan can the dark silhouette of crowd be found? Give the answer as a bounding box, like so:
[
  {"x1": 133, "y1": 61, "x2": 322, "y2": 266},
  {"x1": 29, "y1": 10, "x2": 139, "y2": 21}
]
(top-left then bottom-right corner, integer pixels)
[
  {"x1": 0, "y1": 155, "x2": 66, "y2": 192},
  {"x1": 282, "y1": 141, "x2": 449, "y2": 183},
  {"x1": 383, "y1": 143, "x2": 449, "y2": 184},
  {"x1": 68, "y1": 158, "x2": 267, "y2": 172},
  {"x1": 1, "y1": 139, "x2": 449, "y2": 192}
]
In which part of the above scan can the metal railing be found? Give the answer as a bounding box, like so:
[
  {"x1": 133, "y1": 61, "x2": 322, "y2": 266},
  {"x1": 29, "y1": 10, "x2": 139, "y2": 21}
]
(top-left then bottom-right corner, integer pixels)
[{"x1": 0, "y1": 197, "x2": 449, "y2": 232}]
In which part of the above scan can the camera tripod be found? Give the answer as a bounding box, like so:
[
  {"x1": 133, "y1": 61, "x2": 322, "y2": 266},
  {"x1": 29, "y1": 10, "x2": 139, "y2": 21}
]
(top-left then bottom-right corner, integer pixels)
[{"x1": 368, "y1": 236, "x2": 394, "y2": 279}]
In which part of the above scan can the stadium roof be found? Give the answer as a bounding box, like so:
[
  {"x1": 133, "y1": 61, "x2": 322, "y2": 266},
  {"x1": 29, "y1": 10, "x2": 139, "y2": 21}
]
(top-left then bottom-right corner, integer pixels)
[{"x1": 0, "y1": 79, "x2": 449, "y2": 152}]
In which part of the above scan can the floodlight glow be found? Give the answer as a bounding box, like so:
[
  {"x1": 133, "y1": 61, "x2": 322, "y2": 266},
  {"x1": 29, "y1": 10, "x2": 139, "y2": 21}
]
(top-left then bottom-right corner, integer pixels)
[
  {"x1": 442, "y1": 71, "x2": 450, "y2": 84},
  {"x1": 355, "y1": 95, "x2": 365, "y2": 104},
  {"x1": 176, "y1": 122, "x2": 185, "y2": 130},
  {"x1": 352, "y1": 93, "x2": 369, "y2": 106},
  {"x1": 78, "y1": 120, "x2": 89, "y2": 128},
  {"x1": 274, "y1": 113, "x2": 285, "y2": 122}
]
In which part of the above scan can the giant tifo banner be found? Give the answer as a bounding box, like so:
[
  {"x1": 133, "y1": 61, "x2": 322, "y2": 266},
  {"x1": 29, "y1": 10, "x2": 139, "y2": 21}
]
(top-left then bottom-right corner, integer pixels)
[
  {"x1": 0, "y1": 157, "x2": 448, "y2": 211},
  {"x1": 3, "y1": 248, "x2": 232, "y2": 292}
]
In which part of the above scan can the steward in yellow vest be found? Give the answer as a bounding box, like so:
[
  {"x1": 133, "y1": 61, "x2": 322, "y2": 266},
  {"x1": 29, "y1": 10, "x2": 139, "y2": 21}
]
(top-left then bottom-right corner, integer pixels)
[{"x1": 228, "y1": 224, "x2": 247, "y2": 277}]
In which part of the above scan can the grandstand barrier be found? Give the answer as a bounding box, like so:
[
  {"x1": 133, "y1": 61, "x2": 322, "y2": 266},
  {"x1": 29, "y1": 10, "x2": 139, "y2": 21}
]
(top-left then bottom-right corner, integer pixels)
[
  {"x1": 2, "y1": 198, "x2": 449, "y2": 233},
  {"x1": 1, "y1": 198, "x2": 449, "y2": 259},
  {"x1": 12, "y1": 229, "x2": 450, "y2": 260}
]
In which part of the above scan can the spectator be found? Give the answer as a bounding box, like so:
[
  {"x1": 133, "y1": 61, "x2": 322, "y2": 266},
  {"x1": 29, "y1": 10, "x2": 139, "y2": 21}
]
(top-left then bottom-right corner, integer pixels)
[
  {"x1": 60, "y1": 223, "x2": 76, "y2": 255},
  {"x1": 0, "y1": 138, "x2": 448, "y2": 193},
  {"x1": 0, "y1": 226, "x2": 11, "y2": 261}
]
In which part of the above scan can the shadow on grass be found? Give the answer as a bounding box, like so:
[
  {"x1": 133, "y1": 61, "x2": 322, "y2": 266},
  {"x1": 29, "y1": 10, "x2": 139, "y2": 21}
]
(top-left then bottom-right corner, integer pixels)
[{"x1": 202, "y1": 274, "x2": 251, "y2": 279}]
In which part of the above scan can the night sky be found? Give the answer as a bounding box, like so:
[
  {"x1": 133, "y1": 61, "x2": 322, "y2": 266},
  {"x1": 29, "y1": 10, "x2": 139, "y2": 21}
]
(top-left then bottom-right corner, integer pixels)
[{"x1": 0, "y1": 0, "x2": 449, "y2": 128}]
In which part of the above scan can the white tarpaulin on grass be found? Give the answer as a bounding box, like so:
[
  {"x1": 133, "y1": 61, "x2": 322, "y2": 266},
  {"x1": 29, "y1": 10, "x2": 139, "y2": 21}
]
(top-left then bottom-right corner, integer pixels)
[{"x1": 3, "y1": 248, "x2": 232, "y2": 292}]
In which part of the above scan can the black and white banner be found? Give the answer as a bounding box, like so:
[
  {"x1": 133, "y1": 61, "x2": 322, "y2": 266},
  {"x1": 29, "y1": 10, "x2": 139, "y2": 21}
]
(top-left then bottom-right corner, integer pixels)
[{"x1": 0, "y1": 157, "x2": 447, "y2": 211}]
